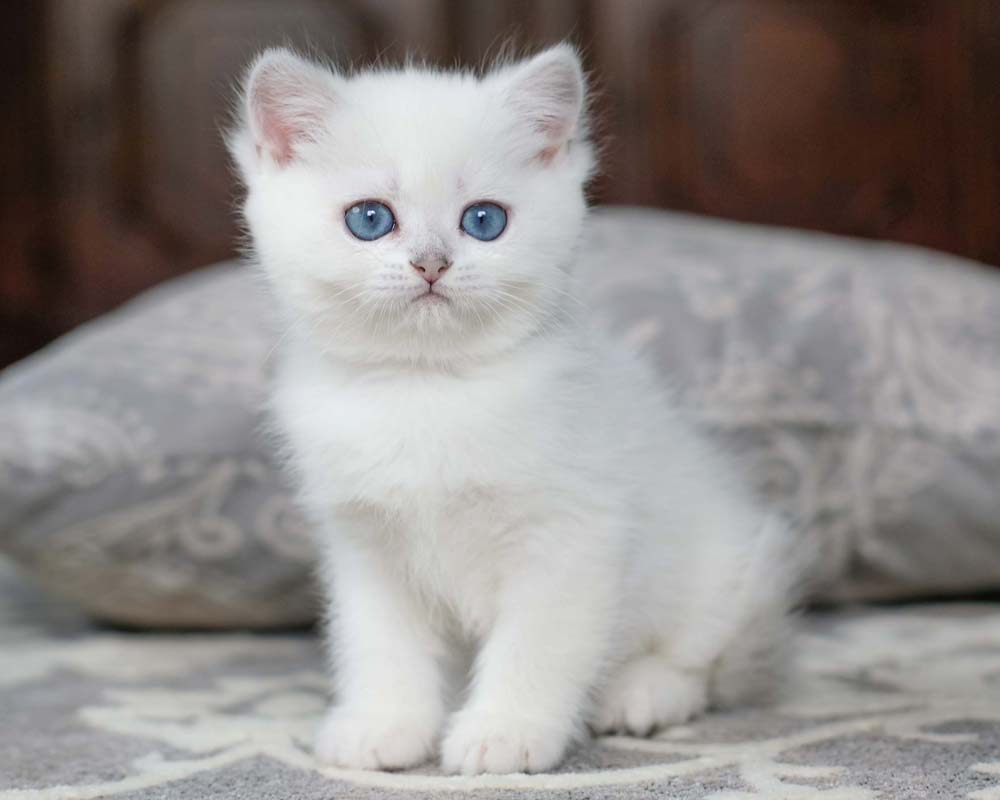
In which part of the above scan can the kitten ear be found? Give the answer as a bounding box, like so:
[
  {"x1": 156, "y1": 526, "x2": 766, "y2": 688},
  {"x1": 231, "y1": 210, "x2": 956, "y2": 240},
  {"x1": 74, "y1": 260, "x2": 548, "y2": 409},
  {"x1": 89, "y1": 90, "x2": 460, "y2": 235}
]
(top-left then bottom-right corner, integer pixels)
[
  {"x1": 241, "y1": 48, "x2": 338, "y2": 167},
  {"x1": 502, "y1": 44, "x2": 586, "y2": 163}
]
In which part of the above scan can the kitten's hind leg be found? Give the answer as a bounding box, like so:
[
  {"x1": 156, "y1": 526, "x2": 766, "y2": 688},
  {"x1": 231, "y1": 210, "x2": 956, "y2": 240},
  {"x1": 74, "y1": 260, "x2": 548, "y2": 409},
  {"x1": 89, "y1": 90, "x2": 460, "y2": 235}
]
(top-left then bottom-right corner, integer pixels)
[{"x1": 591, "y1": 653, "x2": 709, "y2": 737}]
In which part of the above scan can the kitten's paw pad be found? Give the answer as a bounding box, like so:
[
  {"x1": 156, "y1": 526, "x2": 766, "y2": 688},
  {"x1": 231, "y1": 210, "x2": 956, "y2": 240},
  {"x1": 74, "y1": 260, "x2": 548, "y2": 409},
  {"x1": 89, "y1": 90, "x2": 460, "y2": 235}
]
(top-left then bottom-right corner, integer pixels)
[
  {"x1": 441, "y1": 711, "x2": 568, "y2": 775},
  {"x1": 592, "y1": 658, "x2": 708, "y2": 737},
  {"x1": 314, "y1": 707, "x2": 439, "y2": 771}
]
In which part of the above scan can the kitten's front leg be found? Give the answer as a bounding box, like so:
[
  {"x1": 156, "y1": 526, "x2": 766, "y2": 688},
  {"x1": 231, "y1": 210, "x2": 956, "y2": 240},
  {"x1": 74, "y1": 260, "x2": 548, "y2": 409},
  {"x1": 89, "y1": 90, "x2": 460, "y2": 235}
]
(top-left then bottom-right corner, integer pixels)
[
  {"x1": 315, "y1": 530, "x2": 446, "y2": 771},
  {"x1": 441, "y1": 528, "x2": 617, "y2": 775}
]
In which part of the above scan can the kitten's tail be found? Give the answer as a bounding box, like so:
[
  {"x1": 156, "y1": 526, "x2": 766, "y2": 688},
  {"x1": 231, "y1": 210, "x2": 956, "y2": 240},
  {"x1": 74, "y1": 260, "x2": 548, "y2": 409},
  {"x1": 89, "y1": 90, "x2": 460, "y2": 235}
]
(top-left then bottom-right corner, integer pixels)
[{"x1": 708, "y1": 513, "x2": 815, "y2": 709}]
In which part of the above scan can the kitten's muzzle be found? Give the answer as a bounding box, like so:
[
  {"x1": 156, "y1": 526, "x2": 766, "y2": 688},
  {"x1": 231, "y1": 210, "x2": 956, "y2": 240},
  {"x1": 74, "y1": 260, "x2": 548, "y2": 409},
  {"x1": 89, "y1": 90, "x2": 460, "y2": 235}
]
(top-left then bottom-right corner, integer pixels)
[{"x1": 410, "y1": 255, "x2": 451, "y2": 285}]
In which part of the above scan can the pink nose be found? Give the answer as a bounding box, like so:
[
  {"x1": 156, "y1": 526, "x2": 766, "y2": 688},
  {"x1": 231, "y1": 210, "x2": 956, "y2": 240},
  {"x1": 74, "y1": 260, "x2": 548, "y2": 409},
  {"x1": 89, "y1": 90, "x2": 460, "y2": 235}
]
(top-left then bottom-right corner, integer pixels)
[{"x1": 410, "y1": 255, "x2": 451, "y2": 284}]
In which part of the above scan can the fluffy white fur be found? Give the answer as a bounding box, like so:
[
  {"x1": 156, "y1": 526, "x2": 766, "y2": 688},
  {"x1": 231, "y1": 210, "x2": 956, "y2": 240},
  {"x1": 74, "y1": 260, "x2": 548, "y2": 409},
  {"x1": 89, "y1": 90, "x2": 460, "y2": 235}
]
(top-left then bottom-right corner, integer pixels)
[{"x1": 230, "y1": 44, "x2": 801, "y2": 776}]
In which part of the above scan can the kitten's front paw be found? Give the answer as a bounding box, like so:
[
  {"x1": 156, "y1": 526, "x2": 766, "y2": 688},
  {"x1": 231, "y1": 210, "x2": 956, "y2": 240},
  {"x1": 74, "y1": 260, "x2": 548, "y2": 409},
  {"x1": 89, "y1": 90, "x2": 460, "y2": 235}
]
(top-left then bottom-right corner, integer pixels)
[
  {"x1": 592, "y1": 657, "x2": 708, "y2": 736},
  {"x1": 314, "y1": 707, "x2": 440, "y2": 771},
  {"x1": 441, "y1": 711, "x2": 569, "y2": 775}
]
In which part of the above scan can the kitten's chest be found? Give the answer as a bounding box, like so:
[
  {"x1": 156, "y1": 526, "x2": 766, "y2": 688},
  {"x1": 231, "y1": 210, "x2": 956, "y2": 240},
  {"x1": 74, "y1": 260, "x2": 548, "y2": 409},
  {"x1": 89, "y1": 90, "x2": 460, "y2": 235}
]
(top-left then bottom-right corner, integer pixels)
[
  {"x1": 275, "y1": 354, "x2": 590, "y2": 636},
  {"x1": 275, "y1": 362, "x2": 552, "y2": 510}
]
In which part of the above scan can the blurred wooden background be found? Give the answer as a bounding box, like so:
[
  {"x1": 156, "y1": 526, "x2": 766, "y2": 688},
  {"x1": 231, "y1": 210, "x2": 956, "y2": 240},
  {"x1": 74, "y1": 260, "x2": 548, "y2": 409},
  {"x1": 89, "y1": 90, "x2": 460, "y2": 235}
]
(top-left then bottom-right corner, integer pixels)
[{"x1": 2, "y1": 0, "x2": 999, "y2": 368}]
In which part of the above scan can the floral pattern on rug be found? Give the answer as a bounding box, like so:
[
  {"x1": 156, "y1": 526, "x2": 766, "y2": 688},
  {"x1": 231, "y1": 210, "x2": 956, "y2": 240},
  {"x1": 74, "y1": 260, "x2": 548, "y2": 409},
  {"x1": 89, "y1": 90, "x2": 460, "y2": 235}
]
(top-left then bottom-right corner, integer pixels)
[{"x1": 2, "y1": 566, "x2": 999, "y2": 800}]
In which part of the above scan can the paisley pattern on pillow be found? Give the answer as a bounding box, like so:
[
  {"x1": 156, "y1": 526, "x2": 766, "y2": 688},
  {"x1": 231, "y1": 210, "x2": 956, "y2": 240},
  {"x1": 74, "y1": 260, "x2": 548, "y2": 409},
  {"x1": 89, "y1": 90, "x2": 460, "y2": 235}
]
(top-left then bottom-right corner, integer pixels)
[{"x1": 1, "y1": 208, "x2": 999, "y2": 627}]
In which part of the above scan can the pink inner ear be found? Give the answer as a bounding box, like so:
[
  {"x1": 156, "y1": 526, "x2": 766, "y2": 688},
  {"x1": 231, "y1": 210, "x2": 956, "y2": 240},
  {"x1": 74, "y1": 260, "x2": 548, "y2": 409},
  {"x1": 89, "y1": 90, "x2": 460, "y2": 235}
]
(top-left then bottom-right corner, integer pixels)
[
  {"x1": 251, "y1": 74, "x2": 304, "y2": 166},
  {"x1": 526, "y1": 106, "x2": 575, "y2": 166},
  {"x1": 533, "y1": 108, "x2": 572, "y2": 139},
  {"x1": 537, "y1": 143, "x2": 561, "y2": 165},
  {"x1": 505, "y1": 52, "x2": 583, "y2": 165},
  {"x1": 248, "y1": 55, "x2": 334, "y2": 167},
  {"x1": 535, "y1": 110, "x2": 575, "y2": 161},
  {"x1": 256, "y1": 105, "x2": 296, "y2": 165}
]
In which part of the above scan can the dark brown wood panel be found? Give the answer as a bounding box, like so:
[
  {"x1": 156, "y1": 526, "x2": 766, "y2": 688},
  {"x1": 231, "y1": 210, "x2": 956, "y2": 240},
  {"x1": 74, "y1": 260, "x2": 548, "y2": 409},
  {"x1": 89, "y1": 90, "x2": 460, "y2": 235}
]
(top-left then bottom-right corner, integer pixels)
[
  {"x1": 0, "y1": 3, "x2": 55, "y2": 367},
  {"x1": 592, "y1": 0, "x2": 1000, "y2": 259},
  {"x1": 44, "y1": 0, "x2": 451, "y2": 326},
  {"x1": 2, "y1": 0, "x2": 999, "y2": 367}
]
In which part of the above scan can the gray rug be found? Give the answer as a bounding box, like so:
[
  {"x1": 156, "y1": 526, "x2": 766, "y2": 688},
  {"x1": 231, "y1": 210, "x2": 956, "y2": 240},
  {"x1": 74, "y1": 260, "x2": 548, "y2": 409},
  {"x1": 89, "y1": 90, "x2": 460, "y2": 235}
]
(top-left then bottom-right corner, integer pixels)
[{"x1": 2, "y1": 560, "x2": 999, "y2": 799}]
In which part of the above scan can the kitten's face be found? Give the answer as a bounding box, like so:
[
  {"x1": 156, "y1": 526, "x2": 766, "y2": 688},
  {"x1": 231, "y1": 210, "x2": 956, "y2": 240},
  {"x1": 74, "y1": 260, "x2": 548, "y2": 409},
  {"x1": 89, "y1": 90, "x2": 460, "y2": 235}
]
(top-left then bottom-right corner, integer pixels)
[{"x1": 232, "y1": 46, "x2": 593, "y2": 365}]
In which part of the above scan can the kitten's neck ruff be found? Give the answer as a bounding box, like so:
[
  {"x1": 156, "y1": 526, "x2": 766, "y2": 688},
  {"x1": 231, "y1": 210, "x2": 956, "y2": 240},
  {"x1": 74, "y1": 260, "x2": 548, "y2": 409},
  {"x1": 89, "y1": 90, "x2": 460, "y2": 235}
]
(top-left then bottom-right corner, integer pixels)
[
  {"x1": 287, "y1": 300, "x2": 582, "y2": 379},
  {"x1": 278, "y1": 271, "x2": 584, "y2": 377}
]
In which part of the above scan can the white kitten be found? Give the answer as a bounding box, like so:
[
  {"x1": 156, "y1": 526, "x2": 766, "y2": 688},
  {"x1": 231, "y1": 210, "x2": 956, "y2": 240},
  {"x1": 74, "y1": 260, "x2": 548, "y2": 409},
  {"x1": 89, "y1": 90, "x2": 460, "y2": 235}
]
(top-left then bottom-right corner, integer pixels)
[{"x1": 230, "y1": 44, "x2": 803, "y2": 776}]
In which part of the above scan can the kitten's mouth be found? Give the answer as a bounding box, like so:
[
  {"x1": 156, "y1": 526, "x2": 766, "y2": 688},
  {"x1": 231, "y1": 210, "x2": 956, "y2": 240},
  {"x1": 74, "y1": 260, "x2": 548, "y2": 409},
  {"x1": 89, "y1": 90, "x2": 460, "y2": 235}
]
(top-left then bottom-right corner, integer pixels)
[{"x1": 413, "y1": 290, "x2": 449, "y2": 305}]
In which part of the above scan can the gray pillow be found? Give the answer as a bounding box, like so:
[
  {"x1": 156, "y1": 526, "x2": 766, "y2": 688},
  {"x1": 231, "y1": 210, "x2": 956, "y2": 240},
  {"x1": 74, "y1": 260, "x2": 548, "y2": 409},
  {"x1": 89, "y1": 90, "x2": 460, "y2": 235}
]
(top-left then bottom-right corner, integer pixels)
[
  {"x1": 2, "y1": 207, "x2": 998, "y2": 627},
  {"x1": 0, "y1": 267, "x2": 316, "y2": 628},
  {"x1": 585, "y1": 209, "x2": 1000, "y2": 602}
]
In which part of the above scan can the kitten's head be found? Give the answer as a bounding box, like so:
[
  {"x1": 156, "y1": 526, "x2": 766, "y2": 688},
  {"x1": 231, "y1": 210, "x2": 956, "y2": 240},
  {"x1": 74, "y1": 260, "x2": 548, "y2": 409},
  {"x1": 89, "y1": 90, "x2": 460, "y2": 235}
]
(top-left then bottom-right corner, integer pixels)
[{"x1": 230, "y1": 45, "x2": 594, "y2": 366}]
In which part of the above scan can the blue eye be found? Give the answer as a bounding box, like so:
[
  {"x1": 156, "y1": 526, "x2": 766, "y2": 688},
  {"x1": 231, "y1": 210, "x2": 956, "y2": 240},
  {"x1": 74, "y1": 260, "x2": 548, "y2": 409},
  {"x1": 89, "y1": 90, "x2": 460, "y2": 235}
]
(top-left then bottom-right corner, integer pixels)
[
  {"x1": 345, "y1": 201, "x2": 395, "y2": 241},
  {"x1": 461, "y1": 202, "x2": 507, "y2": 241}
]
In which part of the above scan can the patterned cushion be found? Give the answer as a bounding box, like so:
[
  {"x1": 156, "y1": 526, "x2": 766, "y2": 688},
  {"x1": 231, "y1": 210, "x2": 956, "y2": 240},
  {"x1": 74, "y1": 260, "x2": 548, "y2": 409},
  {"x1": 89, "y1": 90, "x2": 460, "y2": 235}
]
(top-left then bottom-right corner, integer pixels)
[
  {"x1": 1, "y1": 206, "x2": 999, "y2": 627},
  {"x1": 0, "y1": 266, "x2": 315, "y2": 628},
  {"x1": 585, "y1": 209, "x2": 1000, "y2": 601}
]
